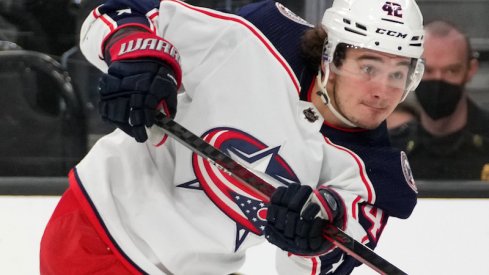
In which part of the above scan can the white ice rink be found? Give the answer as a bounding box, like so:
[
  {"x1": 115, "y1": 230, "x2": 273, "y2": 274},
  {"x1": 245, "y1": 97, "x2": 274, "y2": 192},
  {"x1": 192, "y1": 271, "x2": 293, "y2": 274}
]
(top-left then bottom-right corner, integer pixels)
[{"x1": 1, "y1": 196, "x2": 488, "y2": 275}]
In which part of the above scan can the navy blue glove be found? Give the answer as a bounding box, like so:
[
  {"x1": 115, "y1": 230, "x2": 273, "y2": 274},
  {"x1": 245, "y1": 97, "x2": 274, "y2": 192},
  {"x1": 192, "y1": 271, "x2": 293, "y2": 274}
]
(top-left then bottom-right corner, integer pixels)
[
  {"x1": 265, "y1": 183, "x2": 344, "y2": 256},
  {"x1": 99, "y1": 31, "x2": 181, "y2": 142}
]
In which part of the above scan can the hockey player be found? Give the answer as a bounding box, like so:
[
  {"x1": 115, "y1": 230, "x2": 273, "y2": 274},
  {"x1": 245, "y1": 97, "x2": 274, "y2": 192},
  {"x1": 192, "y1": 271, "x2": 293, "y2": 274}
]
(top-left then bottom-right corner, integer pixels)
[
  {"x1": 242, "y1": 1, "x2": 424, "y2": 273},
  {"x1": 40, "y1": 0, "x2": 424, "y2": 274}
]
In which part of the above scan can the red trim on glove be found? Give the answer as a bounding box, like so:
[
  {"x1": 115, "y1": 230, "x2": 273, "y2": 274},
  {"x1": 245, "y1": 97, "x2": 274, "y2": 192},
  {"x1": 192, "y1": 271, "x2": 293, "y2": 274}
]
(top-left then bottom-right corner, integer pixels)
[
  {"x1": 101, "y1": 24, "x2": 154, "y2": 59},
  {"x1": 106, "y1": 31, "x2": 182, "y2": 88}
]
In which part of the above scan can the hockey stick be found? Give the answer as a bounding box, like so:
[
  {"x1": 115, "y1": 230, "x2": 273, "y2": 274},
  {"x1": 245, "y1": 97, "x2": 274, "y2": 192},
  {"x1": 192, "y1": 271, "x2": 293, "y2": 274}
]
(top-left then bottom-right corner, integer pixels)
[{"x1": 154, "y1": 115, "x2": 407, "y2": 275}]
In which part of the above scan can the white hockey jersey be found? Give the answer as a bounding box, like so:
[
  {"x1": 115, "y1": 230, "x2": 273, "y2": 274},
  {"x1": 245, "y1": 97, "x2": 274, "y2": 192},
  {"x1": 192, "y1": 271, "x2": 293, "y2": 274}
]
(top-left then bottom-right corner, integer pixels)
[{"x1": 76, "y1": 1, "x2": 415, "y2": 274}]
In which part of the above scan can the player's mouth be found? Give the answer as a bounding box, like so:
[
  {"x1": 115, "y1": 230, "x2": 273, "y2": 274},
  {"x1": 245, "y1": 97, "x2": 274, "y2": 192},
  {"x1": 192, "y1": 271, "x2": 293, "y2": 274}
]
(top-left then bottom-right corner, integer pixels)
[{"x1": 362, "y1": 103, "x2": 387, "y2": 112}]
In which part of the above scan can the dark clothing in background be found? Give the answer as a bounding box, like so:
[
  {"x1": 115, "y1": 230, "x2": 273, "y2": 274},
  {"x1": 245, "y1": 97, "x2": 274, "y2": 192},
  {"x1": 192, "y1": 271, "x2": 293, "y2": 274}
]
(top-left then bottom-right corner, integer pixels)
[{"x1": 390, "y1": 100, "x2": 489, "y2": 180}]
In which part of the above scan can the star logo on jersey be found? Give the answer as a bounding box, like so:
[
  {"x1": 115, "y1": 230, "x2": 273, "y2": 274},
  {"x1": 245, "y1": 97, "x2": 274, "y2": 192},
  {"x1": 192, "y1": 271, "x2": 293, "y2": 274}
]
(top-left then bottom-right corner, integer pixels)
[
  {"x1": 116, "y1": 8, "x2": 131, "y2": 16},
  {"x1": 177, "y1": 127, "x2": 299, "y2": 251},
  {"x1": 330, "y1": 253, "x2": 344, "y2": 273}
]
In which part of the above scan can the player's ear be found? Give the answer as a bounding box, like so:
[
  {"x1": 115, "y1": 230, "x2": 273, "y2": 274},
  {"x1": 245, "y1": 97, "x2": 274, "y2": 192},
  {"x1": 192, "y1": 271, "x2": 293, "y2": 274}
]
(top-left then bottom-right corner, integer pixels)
[{"x1": 326, "y1": 64, "x2": 337, "y2": 81}]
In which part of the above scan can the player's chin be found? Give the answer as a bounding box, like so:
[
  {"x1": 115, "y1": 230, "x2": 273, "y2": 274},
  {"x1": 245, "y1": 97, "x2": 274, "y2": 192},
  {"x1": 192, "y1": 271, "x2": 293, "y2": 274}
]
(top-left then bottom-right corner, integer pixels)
[{"x1": 352, "y1": 113, "x2": 386, "y2": 129}]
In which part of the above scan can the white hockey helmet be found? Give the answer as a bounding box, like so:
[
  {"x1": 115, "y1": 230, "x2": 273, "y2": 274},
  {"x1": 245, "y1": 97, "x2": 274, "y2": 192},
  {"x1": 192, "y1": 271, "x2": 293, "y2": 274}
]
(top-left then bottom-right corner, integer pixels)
[{"x1": 321, "y1": 0, "x2": 425, "y2": 100}]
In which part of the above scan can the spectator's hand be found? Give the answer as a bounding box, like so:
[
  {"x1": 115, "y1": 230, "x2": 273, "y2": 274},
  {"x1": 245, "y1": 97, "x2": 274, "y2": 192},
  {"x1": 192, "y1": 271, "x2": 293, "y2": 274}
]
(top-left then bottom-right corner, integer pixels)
[
  {"x1": 265, "y1": 183, "x2": 344, "y2": 256},
  {"x1": 99, "y1": 31, "x2": 181, "y2": 142}
]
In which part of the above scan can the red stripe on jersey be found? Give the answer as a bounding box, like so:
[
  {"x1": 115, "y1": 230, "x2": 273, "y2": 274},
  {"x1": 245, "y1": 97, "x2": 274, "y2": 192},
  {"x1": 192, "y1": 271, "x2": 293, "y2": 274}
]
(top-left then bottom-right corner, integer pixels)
[
  {"x1": 169, "y1": 0, "x2": 300, "y2": 94},
  {"x1": 99, "y1": 15, "x2": 116, "y2": 32},
  {"x1": 91, "y1": 6, "x2": 116, "y2": 32},
  {"x1": 154, "y1": 133, "x2": 169, "y2": 147},
  {"x1": 147, "y1": 9, "x2": 159, "y2": 32},
  {"x1": 287, "y1": 254, "x2": 320, "y2": 275},
  {"x1": 92, "y1": 7, "x2": 101, "y2": 18},
  {"x1": 310, "y1": 256, "x2": 319, "y2": 275},
  {"x1": 68, "y1": 169, "x2": 144, "y2": 275},
  {"x1": 147, "y1": 9, "x2": 159, "y2": 21},
  {"x1": 352, "y1": 195, "x2": 362, "y2": 219},
  {"x1": 323, "y1": 137, "x2": 374, "y2": 203}
]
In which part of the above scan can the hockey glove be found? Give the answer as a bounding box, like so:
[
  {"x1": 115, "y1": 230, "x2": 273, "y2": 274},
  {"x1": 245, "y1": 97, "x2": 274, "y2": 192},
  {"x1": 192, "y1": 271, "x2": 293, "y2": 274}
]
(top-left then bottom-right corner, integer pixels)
[
  {"x1": 265, "y1": 183, "x2": 344, "y2": 256},
  {"x1": 99, "y1": 31, "x2": 182, "y2": 142}
]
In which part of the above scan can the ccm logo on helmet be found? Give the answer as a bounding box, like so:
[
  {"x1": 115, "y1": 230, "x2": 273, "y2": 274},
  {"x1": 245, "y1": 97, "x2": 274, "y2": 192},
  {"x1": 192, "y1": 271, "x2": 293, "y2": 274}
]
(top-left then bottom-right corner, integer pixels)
[
  {"x1": 375, "y1": 28, "x2": 407, "y2": 39},
  {"x1": 119, "y1": 38, "x2": 180, "y2": 61}
]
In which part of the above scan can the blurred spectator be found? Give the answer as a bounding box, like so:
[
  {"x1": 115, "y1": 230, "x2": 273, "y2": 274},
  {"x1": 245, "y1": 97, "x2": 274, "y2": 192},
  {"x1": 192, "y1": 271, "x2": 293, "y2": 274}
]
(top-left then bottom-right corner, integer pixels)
[{"x1": 390, "y1": 20, "x2": 489, "y2": 181}]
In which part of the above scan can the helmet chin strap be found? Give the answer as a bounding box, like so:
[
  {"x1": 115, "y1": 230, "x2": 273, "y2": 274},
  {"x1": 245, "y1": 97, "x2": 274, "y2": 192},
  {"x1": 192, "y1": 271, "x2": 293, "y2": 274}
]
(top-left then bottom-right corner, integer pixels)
[{"x1": 316, "y1": 68, "x2": 357, "y2": 128}]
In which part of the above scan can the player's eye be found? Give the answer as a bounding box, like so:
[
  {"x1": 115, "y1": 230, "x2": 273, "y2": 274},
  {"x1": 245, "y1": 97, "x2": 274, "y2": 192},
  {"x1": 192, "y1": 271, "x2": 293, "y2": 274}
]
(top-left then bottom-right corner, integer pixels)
[
  {"x1": 360, "y1": 64, "x2": 376, "y2": 76},
  {"x1": 390, "y1": 71, "x2": 406, "y2": 81}
]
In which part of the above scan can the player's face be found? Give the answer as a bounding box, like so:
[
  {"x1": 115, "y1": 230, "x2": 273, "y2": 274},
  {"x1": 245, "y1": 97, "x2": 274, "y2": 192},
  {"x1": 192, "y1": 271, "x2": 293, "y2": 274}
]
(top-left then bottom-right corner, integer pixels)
[{"x1": 329, "y1": 48, "x2": 411, "y2": 129}]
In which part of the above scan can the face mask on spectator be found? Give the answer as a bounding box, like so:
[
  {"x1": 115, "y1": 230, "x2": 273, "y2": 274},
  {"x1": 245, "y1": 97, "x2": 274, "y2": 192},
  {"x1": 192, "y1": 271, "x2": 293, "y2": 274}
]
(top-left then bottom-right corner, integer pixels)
[{"x1": 415, "y1": 80, "x2": 464, "y2": 120}]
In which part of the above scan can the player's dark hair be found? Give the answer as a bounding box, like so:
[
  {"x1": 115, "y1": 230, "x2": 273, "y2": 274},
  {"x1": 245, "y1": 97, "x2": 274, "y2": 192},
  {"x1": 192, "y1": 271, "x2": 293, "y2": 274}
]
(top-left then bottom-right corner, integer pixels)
[
  {"x1": 301, "y1": 25, "x2": 347, "y2": 70},
  {"x1": 301, "y1": 25, "x2": 326, "y2": 70}
]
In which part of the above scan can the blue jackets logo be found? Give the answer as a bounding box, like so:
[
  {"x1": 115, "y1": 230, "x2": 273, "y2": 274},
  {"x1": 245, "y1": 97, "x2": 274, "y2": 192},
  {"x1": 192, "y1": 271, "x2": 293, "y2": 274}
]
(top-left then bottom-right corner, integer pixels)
[{"x1": 179, "y1": 127, "x2": 299, "y2": 251}]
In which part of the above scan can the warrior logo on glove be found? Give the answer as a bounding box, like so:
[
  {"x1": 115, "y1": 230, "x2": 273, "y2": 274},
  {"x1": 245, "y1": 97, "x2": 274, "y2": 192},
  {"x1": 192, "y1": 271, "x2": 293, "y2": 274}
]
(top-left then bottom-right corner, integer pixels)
[
  {"x1": 116, "y1": 37, "x2": 181, "y2": 64},
  {"x1": 100, "y1": 30, "x2": 182, "y2": 142}
]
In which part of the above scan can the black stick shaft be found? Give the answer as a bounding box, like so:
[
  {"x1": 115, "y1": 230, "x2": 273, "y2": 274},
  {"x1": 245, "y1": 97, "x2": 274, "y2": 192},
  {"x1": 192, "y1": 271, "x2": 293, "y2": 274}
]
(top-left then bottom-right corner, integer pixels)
[{"x1": 154, "y1": 116, "x2": 407, "y2": 275}]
